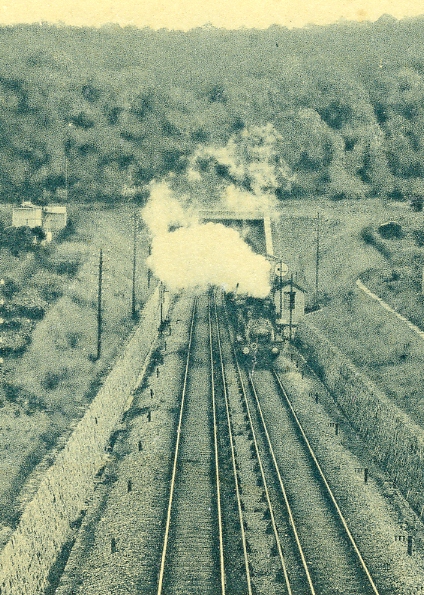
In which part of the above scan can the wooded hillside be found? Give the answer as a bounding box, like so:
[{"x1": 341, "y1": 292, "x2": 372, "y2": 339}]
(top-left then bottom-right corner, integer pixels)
[{"x1": 1, "y1": 18, "x2": 424, "y2": 203}]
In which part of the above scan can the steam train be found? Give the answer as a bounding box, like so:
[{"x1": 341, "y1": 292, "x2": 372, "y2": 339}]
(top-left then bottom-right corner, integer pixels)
[{"x1": 225, "y1": 292, "x2": 281, "y2": 367}]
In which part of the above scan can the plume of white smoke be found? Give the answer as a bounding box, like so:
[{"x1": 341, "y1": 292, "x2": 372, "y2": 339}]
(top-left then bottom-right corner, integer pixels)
[
  {"x1": 141, "y1": 180, "x2": 197, "y2": 236},
  {"x1": 187, "y1": 124, "x2": 295, "y2": 213},
  {"x1": 223, "y1": 184, "x2": 276, "y2": 213},
  {"x1": 142, "y1": 180, "x2": 271, "y2": 298},
  {"x1": 148, "y1": 222, "x2": 271, "y2": 297}
]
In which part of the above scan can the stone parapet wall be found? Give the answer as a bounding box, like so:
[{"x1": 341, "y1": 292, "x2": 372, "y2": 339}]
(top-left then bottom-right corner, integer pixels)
[
  {"x1": 295, "y1": 319, "x2": 424, "y2": 515},
  {"x1": 0, "y1": 285, "x2": 170, "y2": 595}
]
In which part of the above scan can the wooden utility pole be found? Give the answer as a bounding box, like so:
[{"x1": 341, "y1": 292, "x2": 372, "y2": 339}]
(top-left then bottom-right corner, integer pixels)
[
  {"x1": 65, "y1": 155, "x2": 68, "y2": 202},
  {"x1": 315, "y1": 212, "x2": 320, "y2": 307},
  {"x1": 147, "y1": 244, "x2": 151, "y2": 288},
  {"x1": 289, "y1": 273, "x2": 294, "y2": 342},
  {"x1": 132, "y1": 213, "x2": 138, "y2": 319},
  {"x1": 96, "y1": 249, "x2": 103, "y2": 360},
  {"x1": 65, "y1": 122, "x2": 73, "y2": 202},
  {"x1": 159, "y1": 283, "x2": 164, "y2": 327},
  {"x1": 279, "y1": 259, "x2": 283, "y2": 321}
]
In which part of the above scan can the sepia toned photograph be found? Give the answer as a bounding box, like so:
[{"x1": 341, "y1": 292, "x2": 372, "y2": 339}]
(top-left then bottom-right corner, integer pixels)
[{"x1": 1, "y1": 0, "x2": 424, "y2": 593}]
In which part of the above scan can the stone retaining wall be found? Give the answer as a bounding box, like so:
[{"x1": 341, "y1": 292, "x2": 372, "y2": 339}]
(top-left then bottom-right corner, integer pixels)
[
  {"x1": 295, "y1": 319, "x2": 424, "y2": 516},
  {"x1": 0, "y1": 285, "x2": 170, "y2": 595}
]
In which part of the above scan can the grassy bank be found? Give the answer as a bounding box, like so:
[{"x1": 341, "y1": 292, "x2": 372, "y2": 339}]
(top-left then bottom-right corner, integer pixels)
[
  {"x1": 271, "y1": 198, "x2": 423, "y2": 303},
  {"x1": 272, "y1": 197, "x2": 424, "y2": 441},
  {"x1": 307, "y1": 291, "x2": 424, "y2": 429},
  {"x1": 0, "y1": 204, "x2": 152, "y2": 533}
]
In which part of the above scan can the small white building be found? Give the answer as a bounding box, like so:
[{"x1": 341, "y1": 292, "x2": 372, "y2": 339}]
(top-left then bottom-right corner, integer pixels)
[
  {"x1": 12, "y1": 202, "x2": 43, "y2": 228},
  {"x1": 42, "y1": 206, "x2": 67, "y2": 233},
  {"x1": 12, "y1": 202, "x2": 67, "y2": 240},
  {"x1": 273, "y1": 280, "x2": 306, "y2": 327}
]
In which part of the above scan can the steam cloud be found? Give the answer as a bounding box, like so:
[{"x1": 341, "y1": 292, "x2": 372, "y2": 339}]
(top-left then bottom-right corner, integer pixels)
[
  {"x1": 186, "y1": 123, "x2": 295, "y2": 212},
  {"x1": 141, "y1": 125, "x2": 291, "y2": 297},
  {"x1": 142, "y1": 181, "x2": 271, "y2": 298},
  {"x1": 141, "y1": 181, "x2": 197, "y2": 236}
]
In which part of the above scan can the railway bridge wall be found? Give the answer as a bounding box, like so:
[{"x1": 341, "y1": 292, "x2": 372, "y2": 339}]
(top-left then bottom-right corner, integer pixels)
[
  {"x1": 0, "y1": 285, "x2": 170, "y2": 595},
  {"x1": 296, "y1": 319, "x2": 424, "y2": 517}
]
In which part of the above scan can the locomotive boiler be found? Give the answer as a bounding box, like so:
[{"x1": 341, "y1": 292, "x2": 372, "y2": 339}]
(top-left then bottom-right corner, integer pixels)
[{"x1": 226, "y1": 293, "x2": 281, "y2": 367}]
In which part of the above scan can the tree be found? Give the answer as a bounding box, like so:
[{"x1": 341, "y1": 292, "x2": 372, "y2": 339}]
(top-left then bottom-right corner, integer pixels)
[
  {"x1": 4, "y1": 226, "x2": 34, "y2": 255},
  {"x1": 31, "y1": 226, "x2": 46, "y2": 243}
]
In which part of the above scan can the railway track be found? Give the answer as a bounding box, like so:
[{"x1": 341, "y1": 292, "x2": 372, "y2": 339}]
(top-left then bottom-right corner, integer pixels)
[
  {"x1": 158, "y1": 291, "x2": 319, "y2": 594},
  {"x1": 55, "y1": 289, "x2": 386, "y2": 595},
  {"x1": 215, "y1": 294, "x2": 315, "y2": 595},
  {"x1": 246, "y1": 367, "x2": 380, "y2": 595},
  {"x1": 216, "y1": 291, "x2": 382, "y2": 595},
  {"x1": 157, "y1": 295, "x2": 220, "y2": 594},
  {"x1": 212, "y1": 295, "x2": 288, "y2": 594},
  {"x1": 271, "y1": 369, "x2": 380, "y2": 593},
  {"x1": 158, "y1": 292, "x2": 288, "y2": 594},
  {"x1": 208, "y1": 295, "x2": 251, "y2": 595}
]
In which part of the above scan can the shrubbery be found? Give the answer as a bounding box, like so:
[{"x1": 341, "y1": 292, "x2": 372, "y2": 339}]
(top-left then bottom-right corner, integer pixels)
[
  {"x1": 0, "y1": 225, "x2": 46, "y2": 256},
  {"x1": 360, "y1": 225, "x2": 391, "y2": 258},
  {"x1": 413, "y1": 229, "x2": 424, "y2": 247}
]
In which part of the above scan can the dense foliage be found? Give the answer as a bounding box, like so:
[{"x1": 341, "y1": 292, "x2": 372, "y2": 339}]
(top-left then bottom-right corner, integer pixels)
[
  {"x1": 1, "y1": 18, "x2": 424, "y2": 203},
  {"x1": 0, "y1": 221, "x2": 45, "y2": 254}
]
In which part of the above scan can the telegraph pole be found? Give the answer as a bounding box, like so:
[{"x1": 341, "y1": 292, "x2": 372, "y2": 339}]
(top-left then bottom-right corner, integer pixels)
[
  {"x1": 315, "y1": 212, "x2": 320, "y2": 307},
  {"x1": 132, "y1": 213, "x2": 138, "y2": 320},
  {"x1": 65, "y1": 122, "x2": 73, "y2": 202},
  {"x1": 289, "y1": 273, "x2": 294, "y2": 342},
  {"x1": 160, "y1": 283, "x2": 164, "y2": 327},
  {"x1": 96, "y1": 249, "x2": 103, "y2": 360},
  {"x1": 279, "y1": 259, "x2": 283, "y2": 320},
  {"x1": 65, "y1": 156, "x2": 68, "y2": 202},
  {"x1": 147, "y1": 244, "x2": 151, "y2": 288}
]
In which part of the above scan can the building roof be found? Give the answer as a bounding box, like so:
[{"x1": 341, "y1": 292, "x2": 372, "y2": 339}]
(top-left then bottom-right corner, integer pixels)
[
  {"x1": 275, "y1": 280, "x2": 306, "y2": 292},
  {"x1": 43, "y1": 206, "x2": 67, "y2": 214},
  {"x1": 14, "y1": 203, "x2": 41, "y2": 211}
]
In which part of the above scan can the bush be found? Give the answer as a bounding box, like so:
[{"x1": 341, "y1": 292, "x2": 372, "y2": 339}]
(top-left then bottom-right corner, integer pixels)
[
  {"x1": 1, "y1": 227, "x2": 34, "y2": 255},
  {"x1": 48, "y1": 253, "x2": 81, "y2": 277},
  {"x1": 31, "y1": 270, "x2": 63, "y2": 302},
  {"x1": 40, "y1": 428, "x2": 61, "y2": 449},
  {"x1": 66, "y1": 332, "x2": 81, "y2": 348},
  {"x1": 411, "y1": 195, "x2": 424, "y2": 212},
  {"x1": 55, "y1": 259, "x2": 80, "y2": 277},
  {"x1": 6, "y1": 289, "x2": 47, "y2": 319},
  {"x1": 24, "y1": 393, "x2": 46, "y2": 414},
  {"x1": 56, "y1": 219, "x2": 75, "y2": 242},
  {"x1": 4, "y1": 383, "x2": 20, "y2": 403},
  {"x1": 0, "y1": 330, "x2": 32, "y2": 355},
  {"x1": 41, "y1": 369, "x2": 68, "y2": 391},
  {"x1": 360, "y1": 225, "x2": 391, "y2": 258},
  {"x1": 388, "y1": 269, "x2": 400, "y2": 282},
  {"x1": 360, "y1": 225, "x2": 374, "y2": 244},
  {"x1": 378, "y1": 221, "x2": 403, "y2": 239},
  {"x1": 1, "y1": 278, "x2": 20, "y2": 299},
  {"x1": 413, "y1": 229, "x2": 424, "y2": 247}
]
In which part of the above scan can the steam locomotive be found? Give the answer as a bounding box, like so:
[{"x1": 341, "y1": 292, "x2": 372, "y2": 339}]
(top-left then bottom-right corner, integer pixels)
[{"x1": 225, "y1": 293, "x2": 281, "y2": 367}]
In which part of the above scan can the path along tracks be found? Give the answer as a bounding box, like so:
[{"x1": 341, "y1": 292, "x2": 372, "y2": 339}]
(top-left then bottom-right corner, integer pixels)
[{"x1": 155, "y1": 290, "x2": 382, "y2": 595}]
